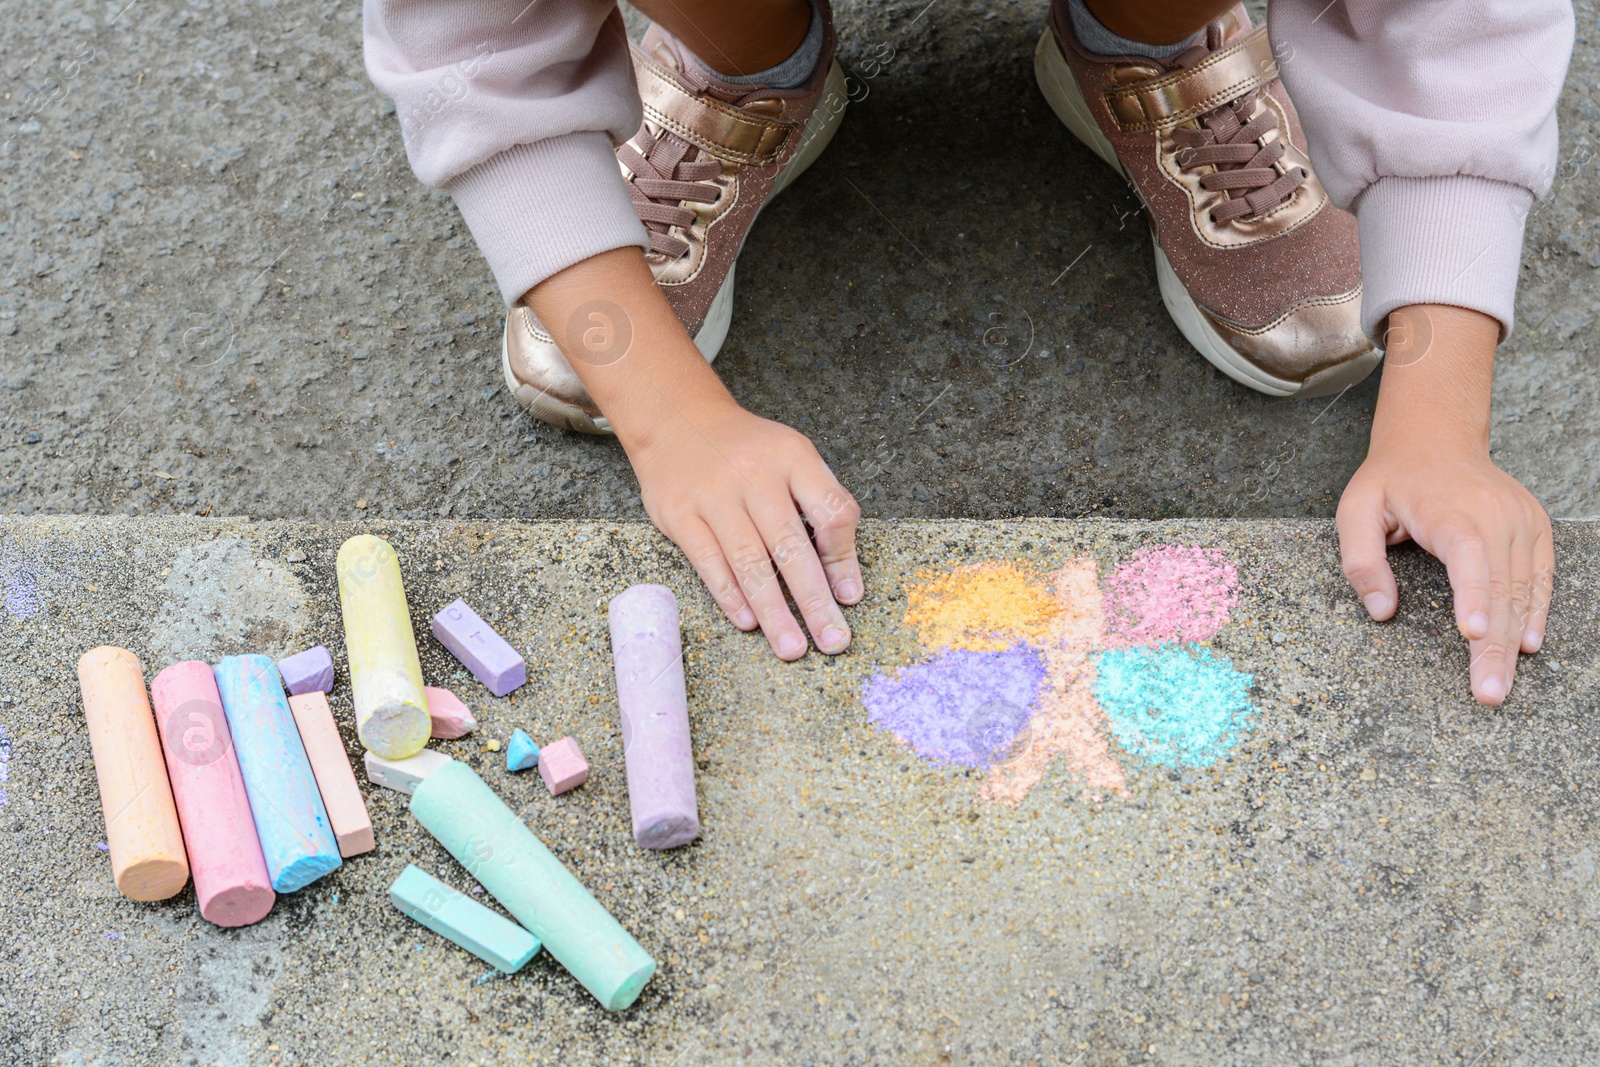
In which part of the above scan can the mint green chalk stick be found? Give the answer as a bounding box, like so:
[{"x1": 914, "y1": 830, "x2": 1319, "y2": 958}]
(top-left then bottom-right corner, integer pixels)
[
  {"x1": 390, "y1": 865, "x2": 540, "y2": 974},
  {"x1": 409, "y1": 762, "x2": 656, "y2": 1011}
]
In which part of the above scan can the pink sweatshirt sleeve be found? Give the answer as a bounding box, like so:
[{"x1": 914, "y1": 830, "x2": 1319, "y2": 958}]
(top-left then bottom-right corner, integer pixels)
[
  {"x1": 363, "y1": 0, "x2": 648, "y2": 305},
  {"x1": 1271, "y1": 0, "x2": 1576, "y2": 340}
]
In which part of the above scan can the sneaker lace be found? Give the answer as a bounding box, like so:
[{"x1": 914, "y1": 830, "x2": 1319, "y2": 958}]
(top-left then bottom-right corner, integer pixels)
[
  {"x1": 1168, "y1": 26, "x2": 1307, "y2": 225},
  {"x1": 618, "y1": 60, "x2": 740, "y2": 259}
]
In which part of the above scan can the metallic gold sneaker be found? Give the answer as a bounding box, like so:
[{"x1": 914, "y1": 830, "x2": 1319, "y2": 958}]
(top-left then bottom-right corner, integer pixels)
[
  {"x1": 503, "y1": 13, "x2": 848, "y2": 434},
  {"x1": 1037, "y1": 2, "x2": 1381, "y2": 398}
]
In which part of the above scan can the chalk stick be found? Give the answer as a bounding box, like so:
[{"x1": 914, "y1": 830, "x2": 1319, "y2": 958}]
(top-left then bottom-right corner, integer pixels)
[
  {"x1": 214, "y1": 655, "x2": 342, "y2": 893},
  {"x1": 364, "y1": 747, "x2": 453, "y2": 795},
  {"x1": 538, "y1": 736, "x2": 589, "y2": 796},
  {"x1": 389, "y1": 864, "x2": 541, "y2": 974},
  {"x1": 410, "y1": 762, "x2": 655, "y2": 1011},
  {"x1": 287, "y1": 691, "x2": 374, "y2": 858},
  {"x1": 150, "y1": 661, "x2": 275, "y2": 926},
  {"x1": 505, "y1": 729, "x2": 539, "y2": 773},
  {"x1": 277, "y1": 645, "x2": 335, "y2": 696},
  {"x1": 608, "y1": 585, "x2": 700, "y2": 850},
  {"x1": 430, "y1": 599, "x2": 526, "y2": 697},
  {"x1": 336, "y1": 535, "x2": 431, "y2": 759},
  {"x1": 77, "y1": 647, "x2": 189, "y2": 902},
  {"x1": 424, "y1": 686, "x2": 477, "y2": 740}
]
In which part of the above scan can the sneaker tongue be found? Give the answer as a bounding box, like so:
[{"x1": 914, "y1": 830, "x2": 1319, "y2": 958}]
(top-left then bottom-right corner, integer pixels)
[{"x1": 1165, "y1": 23, "x2": 1229, "y2": 73}]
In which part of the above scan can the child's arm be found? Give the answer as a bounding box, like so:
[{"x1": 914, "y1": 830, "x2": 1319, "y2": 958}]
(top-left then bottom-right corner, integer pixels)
[
  {"x1": 365, "y1": 0, "x2": 861, "y2": 658},
  {"x1": 1336, "y1": 305, "x2": 1550, "y2": 705},
  {"x1": 526, "y1": 248, "x2": 861, "y2": 661},
  {"x1": 1272, "y1": 0, "x2": 1575, "y2": 704}
]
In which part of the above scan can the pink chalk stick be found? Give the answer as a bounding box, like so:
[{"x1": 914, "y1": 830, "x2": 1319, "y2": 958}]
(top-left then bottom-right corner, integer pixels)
[
  {"x1": 288, "y1": 691, "x2": 375, "y2": 858},
  {"x1": 150, "y1": 661, "x2": 275, "y2": 928},
  {"x1": 424, "y1": 686, "x2": 478, "y2": 740},
  {"x1": 538, "y1": 736, "x2": 589, "y2": 796}
]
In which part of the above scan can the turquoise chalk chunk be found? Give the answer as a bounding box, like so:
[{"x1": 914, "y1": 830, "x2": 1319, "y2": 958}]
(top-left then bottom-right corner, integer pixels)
[
  {"x1": 410, "y1": 762, "x2": 656, "y2": 1011},
  {"x1": 214, "y1": 655, "x2": 342, "y2": 893},
  {"x1": 390, "y1": 865, "x2": 540, "y2": 974},
  {"x1": 505, "y1": 729, "x2": 540, "y2": 772}
]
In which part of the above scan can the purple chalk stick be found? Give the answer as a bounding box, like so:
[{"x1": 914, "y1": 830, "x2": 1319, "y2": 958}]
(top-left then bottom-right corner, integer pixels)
[
  {"x1": 608, "y1": 585, "x2": 699, "y2": 850},
  {"x1": 430, "y1": 599, "x2": 526, "y2": 697},
  {"x1": 277, "y1": 645, "x2": 335, "y2": 696}
]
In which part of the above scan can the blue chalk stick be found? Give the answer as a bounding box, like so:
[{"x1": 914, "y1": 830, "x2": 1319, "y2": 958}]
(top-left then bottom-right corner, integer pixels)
[
  {"x1": 214, "y1": 655, "x2": 342, "y2": 893},
  {"x1": 390, "y1": 865, "x2": 541, "y2": 974},
  {"x1": 505, "y1": 729, "x2": 540, "y2": 773}
]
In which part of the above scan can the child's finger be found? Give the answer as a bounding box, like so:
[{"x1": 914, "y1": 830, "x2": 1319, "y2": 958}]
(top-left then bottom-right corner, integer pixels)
[
  {"x1": 1473, "y1": 536, "x2": 1522, "y2": 705},
  {"x1": 753, "y1": 499, "x2": 851, "y2": 656},
  {"x1": 711, "y1": 511, "x2": 809, "y2": 661},
  {"x1": 1523, "y1": 527, "x2": 1554, "y2": 654},
  {"x1": 676, "y1": 518, "x2": 757, "y2": 631},
  {"x1": 1435, "y1": 523, "x2": 1493, "y2": 641},
  {"x1": 1336, "y1": 491, "x2": 1399, "y2": 620},
  {"x1": 795, "y1": 475, "x2": 863, "y2": 606}
]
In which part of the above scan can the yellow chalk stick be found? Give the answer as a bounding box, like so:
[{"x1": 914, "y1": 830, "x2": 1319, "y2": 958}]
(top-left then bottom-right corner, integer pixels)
[
  {"x1": 77, "y1": 646, "x2": 189, "y2": 901},
  {"x1": 336, "y1": 535, "x2": 431, "y2": 759}
]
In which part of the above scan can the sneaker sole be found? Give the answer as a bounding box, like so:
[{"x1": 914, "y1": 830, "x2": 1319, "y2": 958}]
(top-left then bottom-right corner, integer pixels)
[
  {"x1": 1034, "y1": 30, "x2": 1380, "y2": 400},
  {"x1": 502, "y1": 59, "x2": 851, "y2": 434}
]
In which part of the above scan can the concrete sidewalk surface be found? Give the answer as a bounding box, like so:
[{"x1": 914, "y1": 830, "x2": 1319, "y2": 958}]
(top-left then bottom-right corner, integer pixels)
[
  {"x1": 2, "y1": 516, "x2": 1598, "y2": 1066},
  {"x1": 2, "y1": 0, "x2": 1596, "y2": 523}
]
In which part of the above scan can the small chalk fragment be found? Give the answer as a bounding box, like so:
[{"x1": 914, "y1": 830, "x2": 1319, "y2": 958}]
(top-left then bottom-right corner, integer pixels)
[
  {"x1": 288, "y1": 691, "x2": 375, "y2": 858},
  {"x1": 277, "y1": 645, "x2": 335, "y2": 696},
  {"x1": 424, "y1": 686, "x2": 477, "y2": 739},
  {"x1": 364, "y1": 747, "x2": 453, "y2": 795},
  {"x1": 505, "y1": 730, "x2": 540, "y2": 773},
  {"x1": 431, "y1": 599, "x2": 526, "y2": 697},
  {"x1": 389, "y1": 865, "x2": 540, "y2": 974},
  {"x1": 538, "y1": 736, "x2": 588, "y2": 796}
]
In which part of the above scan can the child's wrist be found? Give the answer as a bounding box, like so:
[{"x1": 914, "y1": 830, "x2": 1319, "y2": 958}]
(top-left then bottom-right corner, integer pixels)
[
  {"x1": 612, "y1": 378, "x2": 746, "y2": 457},
  {"x1": 1370, "y1": 304, "x2": 1497, "y2": 454}
]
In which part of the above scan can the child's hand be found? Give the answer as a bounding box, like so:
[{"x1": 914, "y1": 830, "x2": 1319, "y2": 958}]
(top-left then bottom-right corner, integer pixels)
[
  {"x1": 524, "y1": 247, "x2": 862, "y2": 661},
  {"x1": 1338, "y1": 441, "x2": 1551, "y2": 705},
  {"x1": 632, "y1": 406, "x2": 862, "y2": 660},
  {"x1": 1335, "y1": 304, "x2": 1552, "y2": 706}
]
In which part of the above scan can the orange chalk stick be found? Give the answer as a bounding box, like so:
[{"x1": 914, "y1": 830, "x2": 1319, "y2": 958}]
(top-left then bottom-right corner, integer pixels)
[
  {"x1": 77, "y1": 646, "x2": 189, "y2": 901},
  {"x1": 288, "y1": 691, "x2": 375, "y2": 858}
]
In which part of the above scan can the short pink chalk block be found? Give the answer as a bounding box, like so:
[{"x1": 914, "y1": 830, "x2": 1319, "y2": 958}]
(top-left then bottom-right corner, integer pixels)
[
  {"x1": 287, "y1": 691, "x2": 375, "y2": 858},
  {"x1": 538, "y1": 736, "x2": 589, "y2": 796},
  {"x1": 424, "y1": 686, "x2": 477, "y2": 740}
]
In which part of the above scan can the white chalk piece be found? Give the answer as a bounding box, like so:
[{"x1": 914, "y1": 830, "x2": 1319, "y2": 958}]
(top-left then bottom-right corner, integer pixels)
[
  {"x1": 364, "y1": 747, "x2": 453, "y2": 795},
  {"x1": 390, "y1": 864, "x2": 541, "y2": 974}
]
